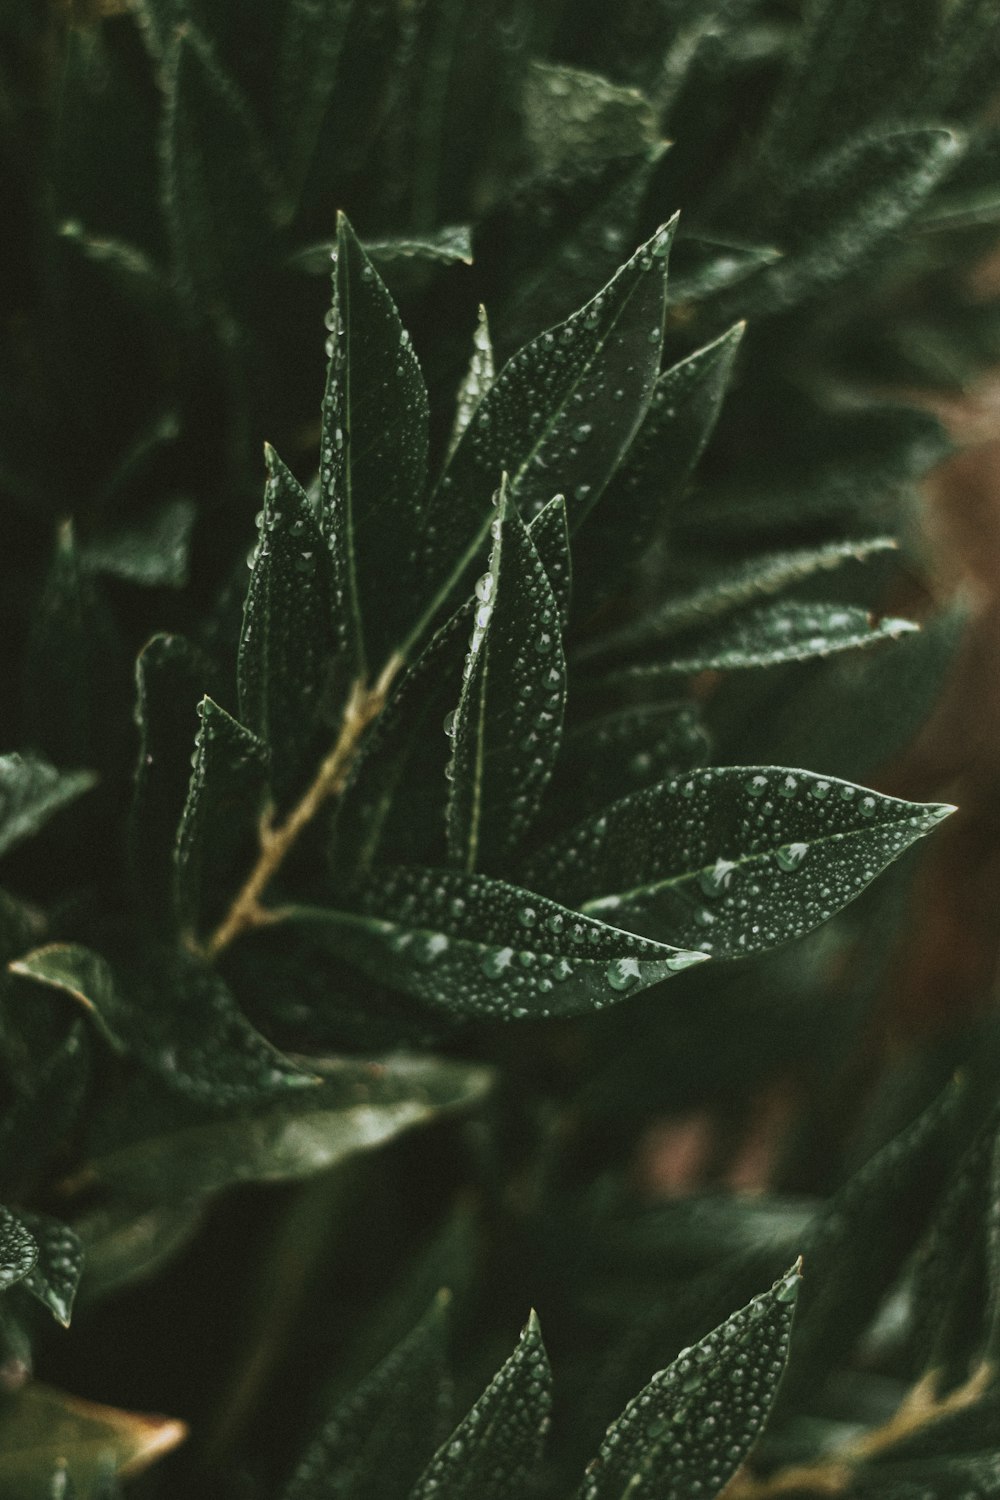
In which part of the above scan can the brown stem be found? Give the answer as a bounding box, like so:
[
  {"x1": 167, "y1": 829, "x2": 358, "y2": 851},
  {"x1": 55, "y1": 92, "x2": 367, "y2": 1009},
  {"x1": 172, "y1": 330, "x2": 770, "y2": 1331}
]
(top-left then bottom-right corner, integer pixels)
[{"x1": 204, "y1": 654, "x2": 402, "y2": 959}]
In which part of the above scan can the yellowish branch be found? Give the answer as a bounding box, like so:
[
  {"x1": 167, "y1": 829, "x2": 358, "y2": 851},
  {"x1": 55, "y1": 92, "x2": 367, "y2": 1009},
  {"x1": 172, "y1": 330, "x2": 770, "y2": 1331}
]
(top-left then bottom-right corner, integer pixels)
[{"x1": 204, "y1": 654, "x2": 402, "y2": 959}]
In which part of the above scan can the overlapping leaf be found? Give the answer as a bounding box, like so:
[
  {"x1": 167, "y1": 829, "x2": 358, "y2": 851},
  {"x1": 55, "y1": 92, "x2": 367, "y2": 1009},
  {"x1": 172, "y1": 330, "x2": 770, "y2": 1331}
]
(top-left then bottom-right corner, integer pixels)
[
  {"x1": 17, "y1": 1210, "x2": 84, "y2": 1327},
  {"x1": 287, "y1": 865, "x2": 707, "y2": 1021},
  {"x1": 0, "y1": 1207, "x2": 37, "y2": 1292},
  {"x1": 523, "y1": 767, "x2": 953, "y2": 958},
  {"x1": 0, "y1": 754, "x2": 94, "y2": 862}
]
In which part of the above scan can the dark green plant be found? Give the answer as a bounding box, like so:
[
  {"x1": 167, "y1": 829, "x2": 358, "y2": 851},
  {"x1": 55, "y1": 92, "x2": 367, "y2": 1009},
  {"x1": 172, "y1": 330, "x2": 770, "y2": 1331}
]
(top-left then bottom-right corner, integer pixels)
[{"x1": 1, "y1": 1, "x2": 1000, "y2": 1495}]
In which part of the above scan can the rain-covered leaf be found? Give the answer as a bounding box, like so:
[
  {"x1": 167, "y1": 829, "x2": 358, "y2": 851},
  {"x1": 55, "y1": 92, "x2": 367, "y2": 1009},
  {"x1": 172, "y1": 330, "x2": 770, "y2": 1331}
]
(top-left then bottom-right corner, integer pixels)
[
  {"x1": 522, "y1": 61, "x2": 659, "y2": 178},
  {"x1": 17, "y1": 1211, "x2": 84, "y2": 1327},
  {"x1": 82, "y1": 500, "x2": 196, "y2": 590},
  {"x1": 446, "y1": 485, "x2": 567, "y2": 870},
  {"x1": 320, "y1": 213, "x2": 430, "y2": 675},
  {"x1": 85, "y1": 1053, "x2": 492, "y2": 1199},
  {"x1": 174, "y1": 697, "x2": 268, "y2": 939},
  {"x1": 415, "y1": 220, "x2": 676, "y2": 638},
  {"x1": 410, "y1": 1311, "x2": 551, "y2": 1500},
  {"x1": 161, "y1": 23, "x2": 280, "y2": 317},
  {"x1": 0, "y1": 1383, "x2": 186, "y2": 1498},
  {"x1": 527, "y1": 494, "x2": 571, "y2": 629},
  {"x1": 275, "y1": 0, "x2": 355, "y2": 210},
  {"x1": 10, "y1": 944, "x2": 313, "y2": 1105},
  {"x1": 0, "y1": 1207, "x2": 38, "y2": 1292},
  {"x1": 282, "y1": 1293, "x2": 452, "y2": 1500},
  {"x1": 287, "y1": 865, "x2": 707, "y2": 1021},
  {"x1": 522, "y1": 766, "x2": 953, "y2": 959},
  {"x1": 598, "y1": 601, "x2": 917, "y2": 680},
  {"x1": 449, "y1": 305, "x2": 495, "y2": 460},
  {"x1": 575, "y1": 323, "x2": 743, "y2": 611},
  {"x1": 577, "y1": 1265, "x2": 800, "y2": 1500},
  {"x1": 0, "y1": 755, "x2": 95, "y2": 862},
  {"x1": 238, "y1": 445, "x2": 337, "y2": 803}
]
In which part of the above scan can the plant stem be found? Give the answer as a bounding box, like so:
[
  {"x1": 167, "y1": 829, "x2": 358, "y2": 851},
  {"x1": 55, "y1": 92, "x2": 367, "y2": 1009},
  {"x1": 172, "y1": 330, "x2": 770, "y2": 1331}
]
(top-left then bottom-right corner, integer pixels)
[{"x1": 205, "y1": 653, "x2": 402, "y2": 958}]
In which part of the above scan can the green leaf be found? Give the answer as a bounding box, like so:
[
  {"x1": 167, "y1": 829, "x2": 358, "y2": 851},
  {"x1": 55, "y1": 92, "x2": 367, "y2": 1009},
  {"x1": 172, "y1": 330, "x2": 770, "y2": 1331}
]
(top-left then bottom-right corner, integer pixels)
[
  {"x1": 522, "y1": 767, "x2": 954, "y2": 959},
  {"x1": 0, "y1": 1383, "x2": 186, "y2": 1498},
  {"x1": 596, "y1": 601, "x2": 917, "y2": 680},
  {"x1": 287, "y1": 866, "x2": 707, "y2": 1021},
  {"x1": 321, "y1": 213, "x2": 430, "y2": 675},
  {"x1": 448, "y1": 305, "x2": 495, "y2": 461},
  {"x1": 574, "y1": 323, "x2": 744, "y2": 612},
  {"x1": 581, "y1": 538, "x2": 898, "y2": 663},
  {"x1": 174, "y1": 697, "x2": 268, "y2": 940},
  {"x1": 577, "y1": 1265, "x2": 800, "y2": 1500},
  {"x1": 0, "y1": 755, "x2": 95, "y2": 862},
  {"x1": 416, "y1": 219, "x2": 676, "y2": 638},
  {"x1": 81, "y1": 500, "x2": 195, "y2": 590},
  {"x1": 10, "y1": 944, "x2": 313, "y2": 1105},
  {"x1": 0, "y1": 1022, "x2": 91, "y2": 1200},
  {"x1": 282, "y1": 1293, "x2": 452, "y2": 1500},
  {"x1": 85, "y1": 1053, "x2": 492, "y2": 1200},
  {"x1": 74, "y1": 1199, "x2": 205, "y2": 1306},
  {"x1": 0, "y1": 1207, "x2": 38, "y2": 1292},
  {"x1": 410, "y1": 1310, "x2": 551, "y2": 1500},
  {"x1": 161, "y1": 23, "x2": 280, "y2": 318},
  {"x1": 522, "y1": 61, "x2": 659, "y2": 178},
  {"x1": 526, "y1": 494, "x2": 572, "y2": 629},
  {"x1": 17, "y1": 1211, "x2": 84, "y2": 1327},
  {"x1": 362, "y1": 226, "x2": 474, "y2": 267},
  {"x1": 238, "y1": 445, "x2": 337, "y2": 804},
  {"x1": 446, "y1": 484, "x2": 567, "y2": 871},
  {"x1": 275, "y1": 0, "x2": 355, "y2": 210}
]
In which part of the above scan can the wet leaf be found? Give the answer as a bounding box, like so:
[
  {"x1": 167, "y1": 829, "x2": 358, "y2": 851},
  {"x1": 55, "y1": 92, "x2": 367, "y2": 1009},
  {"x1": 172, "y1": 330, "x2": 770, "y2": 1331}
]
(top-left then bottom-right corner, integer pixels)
[
  {"x1": 362, "y1": 226, "x2": 473, "y2": 267},
  {"x1": 448, "y1": 305, "x2": 495, "y2": 461},
  {"x1": 0, "y1": 755, "x2": 95, "y2": 862},
  {"x1": 10, "y1": 944, "x2": 313, "y2": 1105},
  {"x1": 410, "y1": 1311, "x2": 551, "y2": 1500},
  {"x1": 287, "y1": 865, "x2": 707, "y2": 1021},
  {"x1": 173, "y1": 696, "x2": 268, "y2": 939},
  {"x1": 577, "y1": 1265, "x2": 800, "y2": 1500},
  {"x1": 282, "y1": 1293, "x2": 452, "y2": 1500},
  {"x1": 238, "y1": 445, "x2": 337, "y2": 803},
  {"x1": 527, "y1": 494, "x2": 571, "y2": 629},
  {"x1": 0, "y1": 1207, "x2": 38, "y2": 1292},
  {"x1": 17, "y1": 1211, "x2": 84, "y2": 1327},
  {"x1": 85, "y1": 1053, "x2": 492, "y2": 1199},
  {"x1": 446, "y1": 485, "x2": 567, "y2": 870},
  {"x1": 522, "y1": 61, "x2": 659, "y2": 178},
  {"x1": 0, "y1": 1383, "x2": 186, "y2": 1497},
  {"x1": 416, "y1": 220, "x2": 676, "y2": 637},
  {"x1": 81, "y1": 500, "x2": 195, "y2": 590},
  {"x1": 522, "y1": 766, "x2": 954, "y2": 959}
]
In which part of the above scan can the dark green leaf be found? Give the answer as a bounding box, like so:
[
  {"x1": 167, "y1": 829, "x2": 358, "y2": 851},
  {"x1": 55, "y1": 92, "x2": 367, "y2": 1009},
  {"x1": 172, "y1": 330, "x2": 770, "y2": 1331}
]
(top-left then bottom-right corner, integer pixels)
[
  {"x1": 527, "y1": 494, "x2": 571, "y2": 629},
  {"x1": 0, "y1": 1207, "x2": 37, "y2": 1292},
  {"x1": 448, "y1": 305, "x2": 495, "y2": 460},
  {"x1": 575, "y1": 322, "x2": 743, "y2": 611},
  {"x1": 0, "y1": 1022, "x2": 90, "y2": 1200},
  {"x1": 410, "y1": 1310, "x2": 551, "y2": 1500},
  {"x1": 522, "y1": 61, "x2": 659, "y2": 178},
  {"x1": 82, "y1": 500, "x2": 195, "y2": 590},
  {"x1": 415, "y1": 220, "x2": 676, "y2": 638},
  {"x1": 174, "y1": 697, "x2": 268, "y2": 940},
  {"x1": 10, "y1": 944, "x2": 313, "y2": 1105},
  {"x1": 362, "y1": 227, "x2": 473, "y2": 267},
  {"x1": 578, "y1": 1265, "x2": 800, "y2": 1500},
  {"x1": 0, "y1": 755, "x2": 95, "y2": 862},
  {"x1": 287, "y1": 865, "x2": 707, "y2": 1021},
  {"x1": 74, "y1": 1199, "x2": 205, "y2": 1306},
  {"x1": 446, "y1": 484, "x2": 567, "y2": 870},
  {"x1": 282, "y1": 1293, "x2": 452, "y2": 1500},
  {"x1": 17, "y1": 1211, "x2": 84, "y2": 1328},
  {"x1": 86, "y1": 1053, "x2": 492, "y2": 1200},
  {"x1": 522, "y1": 767, "x2": 953, "y2": 959},
  {"x1": 238, "y1": 445, "x2": 337, "y2": 804},
  {"x1": 321, "y1": 213, "x2": 430, "y2": 675},
  {"x1": 275, "y1": 0, "x2": 355, "y2": 210}
]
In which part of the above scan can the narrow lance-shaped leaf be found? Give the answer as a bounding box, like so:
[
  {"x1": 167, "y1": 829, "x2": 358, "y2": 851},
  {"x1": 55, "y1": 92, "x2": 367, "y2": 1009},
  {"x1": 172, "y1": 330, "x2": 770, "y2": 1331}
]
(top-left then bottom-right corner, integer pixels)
[
  {"x1": 446, "y1": 485, "x2": 567, "y2": 871},
  {"x1": 522, "y1": 766, "x2": 954, "y2": 960},
  {"x1": 522, "y1": 60, "x2": 659, "y2": 178},
  {"x1": 410, "y1": 1311, "x2": 551, "y2": 1500},
  {"x1": 173, "y1": 697, "x2": 268, "y2": 940},
  {"x1": 578, "y1": 1265, "x2": 801, "y2": 1500},
  {"x1": 282, "y1": 1293, "x2": 453, "y2": 1500},
  {"x1": 581, "y1": 536, "x2": 900, "y2": 662},
  {"x1": 287, "y1": 865, "x2": 708, "y2": 1023},
  {"x1": 448, "y1": 305, "x2": 495, "y2": 460},
  {"x1": 414, "y1": 219, "x2": 676, "y2": 640},
  {"x1": 0, "y1": 754, "x2": 94, "y2": 862},
  {"x1": 574, "y1": 323, "x2": 743, "y2": 613},
  {"x1": 0, "y1": 1208, "x2": 37, "y2": 1292},
  {"x1": 17, "y1": 1211, "x2": 84, "y2": 1328},
  {"x1": 10, "y1": 944, "x2": 314, "y2": 1106},
  {"x1": 238, "y1": 445, "x2": 337, "y2": 804},
  {"x1": 595, "y1": 601, "x2": 918, "y2": 682},
  {"x1": 320, "y1": 213, "x2": 430, "y2": 677},
  {"x1": 85, "y1": 1053, "x2": 492, "y2": 1200},
  {"x1": 527, "y1": 493, "x2": 571, "y2": 628}
]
